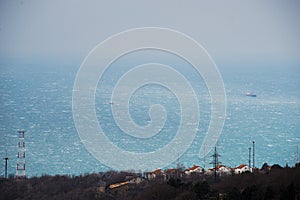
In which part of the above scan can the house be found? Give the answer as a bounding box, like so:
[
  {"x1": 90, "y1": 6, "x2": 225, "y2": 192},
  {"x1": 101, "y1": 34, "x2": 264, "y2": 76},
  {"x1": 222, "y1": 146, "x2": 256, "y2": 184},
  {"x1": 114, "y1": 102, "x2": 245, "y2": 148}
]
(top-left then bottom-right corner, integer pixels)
[
  {"x1": 216, "y1": 165, "x2": 231, "y2": 175},
  {"x1": 125, "y1": 175, "x2": 144, "y2": 184},
  {"x1": 164, "y1": 168, "x2": 176, "y2": 175},
  {"x1": 234, "y1": 164, "x2": 251, "y2": 174},
  {"x1": 184, "y1": 165, "x2": 203, "y2": 175},
  {"x1": 145, "y1": 169, "x2": 163, "y2": 180},
  {"x1": 164, "y1": 168, "x2": 177, "y2": 180},
  {"x1": 205, "y1": 168, "x2": 214, "y2": 175},
  {"x1": 205, "y1": 165, "x2": 231, "y2": 176}
]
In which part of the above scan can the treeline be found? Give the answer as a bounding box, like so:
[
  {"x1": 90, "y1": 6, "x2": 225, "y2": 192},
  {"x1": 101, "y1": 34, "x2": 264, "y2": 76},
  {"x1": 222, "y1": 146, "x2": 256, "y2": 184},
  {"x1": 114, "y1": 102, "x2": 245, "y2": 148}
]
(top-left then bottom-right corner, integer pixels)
[
  {"x1": 213, "y1": 165, "x2": 300, "y2": 200},
  {"x1": 0, "y1": 164, "x2": 300, "y2": 200}
]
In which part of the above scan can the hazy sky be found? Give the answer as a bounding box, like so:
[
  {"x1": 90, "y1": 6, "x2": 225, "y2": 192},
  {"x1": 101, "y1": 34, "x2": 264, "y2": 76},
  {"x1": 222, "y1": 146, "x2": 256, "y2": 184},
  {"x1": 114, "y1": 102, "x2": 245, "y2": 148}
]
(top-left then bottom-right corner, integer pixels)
[{"x1": 0, "y1": 0, "x2": 300, "y2": 68}]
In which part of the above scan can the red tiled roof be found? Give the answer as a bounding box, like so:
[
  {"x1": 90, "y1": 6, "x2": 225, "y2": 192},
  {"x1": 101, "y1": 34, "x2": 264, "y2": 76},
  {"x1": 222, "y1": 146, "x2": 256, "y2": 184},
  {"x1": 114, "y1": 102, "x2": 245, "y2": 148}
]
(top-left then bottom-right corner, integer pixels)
[
  {"x1": 216, "y1": 165, "x2": 226, "y2": 169},
  {"x1": 152, "y1": 169, "x2": 162, "y2": 174},
  {"x1": 236, "y1": 164, "x2": 247, "y2": 169},
  {"x1": 187, "y1": 165, "x2": 200, "y2": 171},
  {"x1": 165, "y1": 168, "x2": 175, "y2": 174}
]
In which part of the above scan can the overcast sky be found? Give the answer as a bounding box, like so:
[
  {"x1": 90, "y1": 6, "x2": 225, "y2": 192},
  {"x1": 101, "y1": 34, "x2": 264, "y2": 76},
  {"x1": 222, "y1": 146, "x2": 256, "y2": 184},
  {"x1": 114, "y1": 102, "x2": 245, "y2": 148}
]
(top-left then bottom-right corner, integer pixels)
[{"x1": 0, "y1": 0, "x2": 299, "y2": 68}]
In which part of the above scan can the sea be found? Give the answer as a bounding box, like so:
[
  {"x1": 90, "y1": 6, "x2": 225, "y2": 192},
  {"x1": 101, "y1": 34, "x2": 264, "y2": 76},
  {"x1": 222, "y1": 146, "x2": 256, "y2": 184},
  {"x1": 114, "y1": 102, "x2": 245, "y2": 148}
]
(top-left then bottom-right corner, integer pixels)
[{"x1": 1, "y1": 54, "x2": 300, "y2": 177}]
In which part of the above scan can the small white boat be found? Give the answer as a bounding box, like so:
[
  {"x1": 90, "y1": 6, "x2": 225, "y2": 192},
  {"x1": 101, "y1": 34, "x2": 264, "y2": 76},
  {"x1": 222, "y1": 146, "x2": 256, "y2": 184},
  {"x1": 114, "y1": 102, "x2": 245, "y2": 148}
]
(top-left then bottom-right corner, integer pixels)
[{"x1": 246, "y1": 92, "x2": 256, "y2": 97}]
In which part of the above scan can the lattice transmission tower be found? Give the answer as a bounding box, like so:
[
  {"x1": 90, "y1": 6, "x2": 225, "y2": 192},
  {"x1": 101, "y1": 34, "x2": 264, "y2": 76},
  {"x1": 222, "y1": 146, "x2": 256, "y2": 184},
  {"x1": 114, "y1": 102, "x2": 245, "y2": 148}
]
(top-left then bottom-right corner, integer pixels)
[{"x1": 16, "y1": 130, "x2": 26, "y2": 179}]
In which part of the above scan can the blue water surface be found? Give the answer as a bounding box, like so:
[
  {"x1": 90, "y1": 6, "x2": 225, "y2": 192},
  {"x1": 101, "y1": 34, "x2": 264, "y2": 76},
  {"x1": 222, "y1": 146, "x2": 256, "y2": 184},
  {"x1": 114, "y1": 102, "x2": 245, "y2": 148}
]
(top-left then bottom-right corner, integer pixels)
[{"x1": 0, "y1": 58, "x2": 299, "y2": 177}]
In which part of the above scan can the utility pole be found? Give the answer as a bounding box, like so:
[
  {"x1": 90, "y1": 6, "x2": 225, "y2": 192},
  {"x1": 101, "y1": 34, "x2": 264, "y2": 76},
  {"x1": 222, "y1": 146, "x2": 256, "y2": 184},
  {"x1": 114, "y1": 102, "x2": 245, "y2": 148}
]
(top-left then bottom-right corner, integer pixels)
[
  {"x1": 176, "y1": 152, "x2": 180, "y2": 178},
  {"x1": 210, "y1": 147, "x2": 221, "y2": 181},
  {"x1": 295, "y1": 145, "x2": 299, "y2": 166},
  {"x1": 203, "y1": 143, "x2": 206, "y2": 169},
  {"x1": 4, "y1": 150, "x2": 8, "y2": 179},
  {"x1": 297, "y1": 145, "x2": 299, "y2": 164},
  {"x1": 252, "y1": 141, "x2": 255, "y2": 169}
]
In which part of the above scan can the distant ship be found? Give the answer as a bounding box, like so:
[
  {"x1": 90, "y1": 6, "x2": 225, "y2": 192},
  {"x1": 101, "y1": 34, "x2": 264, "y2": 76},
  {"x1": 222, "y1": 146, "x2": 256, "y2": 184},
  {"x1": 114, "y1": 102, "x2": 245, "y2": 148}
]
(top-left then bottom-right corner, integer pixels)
[{"x1": 246, "y1": 92, "x2": 256, "y2": 97}]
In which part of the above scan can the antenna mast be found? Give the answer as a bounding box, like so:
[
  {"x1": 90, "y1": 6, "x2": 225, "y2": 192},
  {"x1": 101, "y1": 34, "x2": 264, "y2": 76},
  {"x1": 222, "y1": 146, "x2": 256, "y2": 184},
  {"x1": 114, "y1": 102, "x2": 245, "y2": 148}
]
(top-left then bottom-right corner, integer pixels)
[
  {"x1": 4, "y1": 150, "x2": 8, "y2": 179},
  {"x1": 248, "y1": 147, "x2": 251, "y2": 170}
]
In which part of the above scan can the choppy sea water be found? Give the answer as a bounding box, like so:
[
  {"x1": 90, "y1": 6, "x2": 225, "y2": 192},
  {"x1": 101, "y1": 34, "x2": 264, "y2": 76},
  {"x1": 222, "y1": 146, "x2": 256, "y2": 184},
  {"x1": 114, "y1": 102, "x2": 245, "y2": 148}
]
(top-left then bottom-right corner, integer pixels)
[{"x1": 0, "y1": 61, "x2": 299, "y2": 177}]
